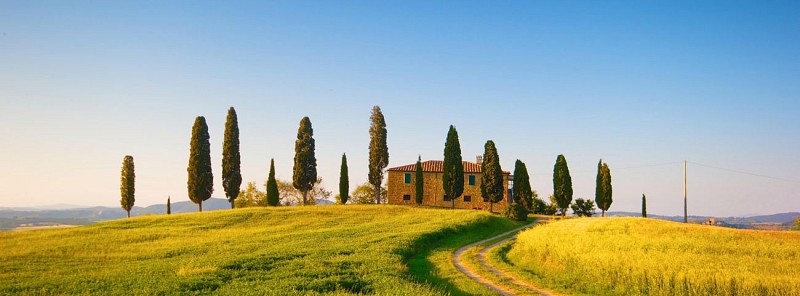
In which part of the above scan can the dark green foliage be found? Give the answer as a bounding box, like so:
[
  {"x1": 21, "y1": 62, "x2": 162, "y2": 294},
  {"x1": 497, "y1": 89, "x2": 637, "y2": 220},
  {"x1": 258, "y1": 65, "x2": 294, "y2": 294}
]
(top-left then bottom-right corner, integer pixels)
[
  {"x1": 642, "y1": 194, "x2": 647, "y2": 218},
  {"x1": 167, "y1": 196, "x2": 171, "y2": 215},
  {"x1": 571, "y1": 198, "x2": 596, "y2": 217},
  {"x1": 552, "y1": 154, "x2": 573, "y2": 216},
  {"x1": 481, "y1": 140, "x2": 504, "y2": 213},
  {"x1": 293, "y1": 117, "x2": 317, "y2": 205},
  {"x1": 222, "y1": 107, "x2": 242, "y2": 209},
  {"x1": 266, "y1": 159, "x2": 280, "y2": 206},
  {"x1": 120, "y1": 155, "x2": 135, "y2": 218},
  {"x1": 187, "y1": 116, "x2": 214, "y2": 212},
  {"x1": 544, "y1": 195, "x2": 559, "y2": 215},
  {"x1": 513, "y1": 159, "x2": 535, "y2": 212},
  {"x1": 595, "y1": 159, "x2": 613, "y2": 217},
  {"x1": 442, "y1": 125, "x2": 464, "y2": 209},
  {"x1": 415, "y1": 156, "x2": 424, "y2": 205},
  {"x1": 339, "y1": 154, "x2": 349, "y2": 205},
  {"x1": 531, "y1": 197, "x2": 548, "y2": 214},
  {"x1": 368, "y1": 106, "x2": 389, "y2": 204},
  {"x1": 503, "y1": 202, "x2": 528, "y2": 221}
]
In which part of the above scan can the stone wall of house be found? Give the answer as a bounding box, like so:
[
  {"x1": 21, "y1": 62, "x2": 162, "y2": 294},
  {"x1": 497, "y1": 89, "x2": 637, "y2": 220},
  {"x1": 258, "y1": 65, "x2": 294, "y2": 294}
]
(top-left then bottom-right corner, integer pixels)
[{"x1": 387, "y1": 170, "x2": 510, "y2": 212}]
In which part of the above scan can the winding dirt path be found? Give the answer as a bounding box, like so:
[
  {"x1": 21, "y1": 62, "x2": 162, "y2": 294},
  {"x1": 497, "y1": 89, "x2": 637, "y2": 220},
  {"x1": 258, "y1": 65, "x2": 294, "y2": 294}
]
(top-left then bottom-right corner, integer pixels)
[{"x1": 453, "y1": 219, "x2": 553, "y2": 296}]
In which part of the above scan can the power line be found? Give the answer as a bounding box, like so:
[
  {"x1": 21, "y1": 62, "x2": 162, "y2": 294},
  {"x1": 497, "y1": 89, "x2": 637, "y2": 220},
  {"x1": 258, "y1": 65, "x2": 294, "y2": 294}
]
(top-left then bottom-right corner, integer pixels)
[{"x1": 687, "y1": 161, "x2": 800, "y2": 184}]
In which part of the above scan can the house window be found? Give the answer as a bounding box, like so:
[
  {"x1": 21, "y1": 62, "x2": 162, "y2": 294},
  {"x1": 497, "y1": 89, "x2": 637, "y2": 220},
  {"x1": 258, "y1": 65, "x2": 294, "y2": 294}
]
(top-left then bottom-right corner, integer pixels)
[
  {"x1": 468, "y1": 175, "x2": 476, "y2": 185},
  {"x1": 443, "y1": 195, "x2": 451, "y2": 201},
  {"x1": 403, "y1": 194, "x2": 411, "y2": 201},
  {"x1": 404, "y1": 173, "x2": 412, "y2": 184},
  {"x1": 464, "y1": 195, "x2": 472, "y2": 202}
]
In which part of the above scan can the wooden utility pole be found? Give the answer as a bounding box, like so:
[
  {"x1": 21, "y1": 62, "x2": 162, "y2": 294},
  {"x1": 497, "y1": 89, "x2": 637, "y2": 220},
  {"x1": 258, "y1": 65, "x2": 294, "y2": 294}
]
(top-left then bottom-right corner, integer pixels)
[{"x1": 684, "y1": 160, "x2": 687, "y2": 223}]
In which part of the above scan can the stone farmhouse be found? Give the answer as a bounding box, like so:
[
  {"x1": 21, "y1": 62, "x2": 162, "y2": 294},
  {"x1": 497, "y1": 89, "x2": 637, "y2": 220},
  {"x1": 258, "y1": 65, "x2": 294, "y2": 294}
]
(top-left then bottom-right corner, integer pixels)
[{"x1": 386, "y1": 157, "x2": 512, "y2": 212}]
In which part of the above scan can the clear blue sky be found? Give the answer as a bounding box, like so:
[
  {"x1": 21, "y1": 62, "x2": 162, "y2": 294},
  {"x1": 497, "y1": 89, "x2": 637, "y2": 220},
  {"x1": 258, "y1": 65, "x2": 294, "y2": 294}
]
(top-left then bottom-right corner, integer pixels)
[{"x1": 1, "y1": 1, "x2": 798, "y2": 216}]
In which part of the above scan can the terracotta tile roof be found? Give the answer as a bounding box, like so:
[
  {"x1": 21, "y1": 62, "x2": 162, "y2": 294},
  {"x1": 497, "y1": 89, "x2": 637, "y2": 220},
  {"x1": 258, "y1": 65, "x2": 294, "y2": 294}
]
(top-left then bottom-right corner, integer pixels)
[{"x1": 388, "y1": 160, "x2": 510, "y2": 174}]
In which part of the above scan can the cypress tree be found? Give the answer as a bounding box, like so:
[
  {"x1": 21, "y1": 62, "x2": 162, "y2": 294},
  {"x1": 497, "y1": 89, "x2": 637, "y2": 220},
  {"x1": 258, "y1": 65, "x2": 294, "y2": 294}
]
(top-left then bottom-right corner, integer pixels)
[
  {"x1": 442, "y1": 125, "x2": 464, "y2": 209},
  {"x1": 481, "y1": 140, "x2": 504, "y2": 213},
  {"x1": 120, "y1": 155, "x2": 135, "y2": 218},
  {"x1": 552, "y1": 154, "x2": 573, "y2": 216},
  {"x1": 368, "y1": 106, "x2": 389, "y2": 204},
  {"x1": 339, "y1": 154, "x2": 349, "y2": 205},
  {"x1": 513, "y1": 159, "x2": 534, "y2": 212},
  {"x1": 222, "y1": 107, "x2": 242, "y2": 209},
  {"x1": 293, "y1": 117, "x2": 317, "y2": 205},
  {"x1": 595, "y1": 160, "x2": 613, "y2": 217},
  {"x1": 642, "y1": 194, "x2": 647, "y2": 218},
  {"x1": 266, "y1": 159, "x2": 279, "y2": 206},
  {"x1": 414, "y1": 156, "x2": 424, "y2": 205},
  {"x1": 167, "y1": 196, "x2": 171, "y2": 215},
  {"x1": 187, "y1": 116, "x2": 213, "y2": 212}
]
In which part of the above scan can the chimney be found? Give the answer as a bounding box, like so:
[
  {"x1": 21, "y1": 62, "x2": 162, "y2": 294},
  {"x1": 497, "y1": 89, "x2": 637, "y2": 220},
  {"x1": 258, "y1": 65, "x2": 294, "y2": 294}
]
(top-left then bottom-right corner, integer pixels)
[{"x1": 476, "y1": 155, "x2": 483, "y2": 165}]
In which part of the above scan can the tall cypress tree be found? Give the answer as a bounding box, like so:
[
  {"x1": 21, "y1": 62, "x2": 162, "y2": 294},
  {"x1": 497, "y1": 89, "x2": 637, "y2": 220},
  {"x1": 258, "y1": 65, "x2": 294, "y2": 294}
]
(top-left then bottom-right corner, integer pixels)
[
  {"x1": 481, "y1": 140, "x2": 504, "y2": 213},
  {"x1": 595, "y1": 160, "x2": 613, "y2": 217},
  {"x1": 368, "y1": 106, "x2": 389, "y2": 204},
  {"x1": 414, "y1": 156, "x2": 424, "y2": 205},
  {"x1": 552, "y1": 154, "x2": 573, "y2": 216},
  {"x1": 167, "y1": 196, "x2": 171, "y2": 215},
  {"x1": 642, "y1": 194, "x2": 647, "y2": 218},
  {"x1": 187, "y1": 116, "x2": 213, "y2": 212},
  {"x1": 513, "y1": 159, "x2": 534, "y2": 212},
  {"x1": 442, "y1": 125, "x2": 464, "y2": 209},
  {"x1": 222, "y1": 107, "x2": 242, "y2": 209},
  {"x1": 266, "y1": 159, "x2": 279, "y2": 206},
  {"x1": 120, "y1": 155, "x2": 135, "y2": 218},
  {"x1": 339, "y1": 154, "x2": 349, "y2": 205},
  {"x1": 293, "y1": 117, "x2": 317, "y2": 205}
]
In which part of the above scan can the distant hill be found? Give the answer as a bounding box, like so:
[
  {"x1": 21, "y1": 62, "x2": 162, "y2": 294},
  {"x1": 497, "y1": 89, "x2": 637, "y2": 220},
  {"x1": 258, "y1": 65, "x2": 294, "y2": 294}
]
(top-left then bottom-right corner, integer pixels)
[
  {"x1": 606, "y1": 211, "x2": 800, "y2": 229},
  {"x1": 0, "y1": 198, "x2": 336, "y2": 230}
]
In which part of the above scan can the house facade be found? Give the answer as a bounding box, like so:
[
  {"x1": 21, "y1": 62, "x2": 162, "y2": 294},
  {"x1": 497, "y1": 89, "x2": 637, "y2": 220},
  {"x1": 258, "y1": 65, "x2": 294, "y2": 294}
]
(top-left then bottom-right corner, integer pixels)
[{"x1": 386, "y1": 159, "x2": 512, "y2": 212}]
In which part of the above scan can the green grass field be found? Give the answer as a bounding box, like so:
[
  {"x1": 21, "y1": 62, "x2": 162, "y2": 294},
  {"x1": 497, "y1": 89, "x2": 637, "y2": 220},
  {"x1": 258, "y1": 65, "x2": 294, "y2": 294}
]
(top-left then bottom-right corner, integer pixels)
[
  {"x1": 506, "y1": 217, "x2": 800, "y2": 296},
  {"x1": 0, "y1": 205, "x2": 520, "y2": 295}
]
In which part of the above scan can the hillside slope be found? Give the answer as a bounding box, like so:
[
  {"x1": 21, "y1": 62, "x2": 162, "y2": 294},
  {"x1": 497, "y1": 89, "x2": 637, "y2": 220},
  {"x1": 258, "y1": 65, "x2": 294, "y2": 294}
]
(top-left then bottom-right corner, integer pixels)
[
  {"x1": 0, "y1": 205, "x2": 510, "y2": 295},
  {"x1": 506, "y1": 218, "x2": 800, "y2": 296}
]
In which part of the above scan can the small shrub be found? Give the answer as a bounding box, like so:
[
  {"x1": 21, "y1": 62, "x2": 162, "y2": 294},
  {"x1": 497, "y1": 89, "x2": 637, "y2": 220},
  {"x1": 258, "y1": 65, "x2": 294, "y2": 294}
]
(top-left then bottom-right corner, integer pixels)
[{"x1": 503, "y1": 202, "x2": 528, "y2": 221}]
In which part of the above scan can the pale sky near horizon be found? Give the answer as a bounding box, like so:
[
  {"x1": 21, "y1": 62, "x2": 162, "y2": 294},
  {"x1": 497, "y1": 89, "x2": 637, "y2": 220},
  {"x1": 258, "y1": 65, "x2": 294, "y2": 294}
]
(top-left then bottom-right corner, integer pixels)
[{"x1": 1, "y1": 1, "x2": 798, "y2": 216}]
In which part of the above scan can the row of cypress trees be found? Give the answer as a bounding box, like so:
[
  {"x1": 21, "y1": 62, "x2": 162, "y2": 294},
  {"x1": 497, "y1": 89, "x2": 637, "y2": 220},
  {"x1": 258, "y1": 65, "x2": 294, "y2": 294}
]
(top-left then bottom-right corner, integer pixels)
[{"x1": 120, "y1": 105, "x2": 391, "y2": 215}]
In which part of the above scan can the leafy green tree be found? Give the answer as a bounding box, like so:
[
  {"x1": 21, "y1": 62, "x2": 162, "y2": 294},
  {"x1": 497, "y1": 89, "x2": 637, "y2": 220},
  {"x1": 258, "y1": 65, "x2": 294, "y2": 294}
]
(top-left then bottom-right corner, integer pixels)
[
  {"x1": 513, "y1": 159, "x2": 535, "y2": 212},
  {"x1": 552, "y1": 154, "x2": 573, "y2": 216},
  {"x1": 293, "y1": 117, "x2": 317, "y2": 205},
  {"x1": 503, "y1": 202, "x2": 528, "y2": 221},
  {"x1": 279, "y1": 178, "x2": 330, "y2": 205},
  {"x1": 794, "y1": 217, "x2": 799, "y2": 230},
  {"x1": 571, "y1": 198, "x2": 596, "y2": 217},
  {"x1": 415, "y1": 156, "x2": 424, "y2": 205},
  {"x1": 442, "y1": 125, "x2": 464, "y2": 209},
  {"x1": 235, "y1": 181, "x2": 266, "y2": 208},
  {"x1": 338, "y1": 154, "x2": 349, "y2": 205},
  {"x1": 351, "y1": 182, "x2": 388, "y2": 204},
  {"x1": 544, "y1": 195, "x2": 559, "y2": 215},
  {"x1": 187, "y1": 116, "x2": 214, "y2": 212},
  {"x1": 166, "y1": 196, "x2": 171, "y2": 215},
  {"x1": 531, "y1": 196, "x2": 547, "y2": 214},
  {"x1": 368, "y1": 106, "x2": 389, "y2": 204},
  {"x1": 266, "y1": 159, "x2": 279, "y2": 206},
  {"x1": 595, "y1": 159, "x2": 613, "y2": 217},
  {"x1": 120, "y1": 155, "x2": 135, "y2": 218},
  {"x1": 481, "y1": 140, "x2": 504, "y2": 213},
  {"x1": 222, "y1": 107, "x2": 242, "y2": 209}
]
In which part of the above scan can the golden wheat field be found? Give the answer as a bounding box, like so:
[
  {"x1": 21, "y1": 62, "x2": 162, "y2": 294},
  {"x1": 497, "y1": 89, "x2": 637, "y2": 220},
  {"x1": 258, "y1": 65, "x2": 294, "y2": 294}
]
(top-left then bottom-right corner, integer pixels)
[{"x1": 507, "y1": 217, "x2": 800, "y2": 296}]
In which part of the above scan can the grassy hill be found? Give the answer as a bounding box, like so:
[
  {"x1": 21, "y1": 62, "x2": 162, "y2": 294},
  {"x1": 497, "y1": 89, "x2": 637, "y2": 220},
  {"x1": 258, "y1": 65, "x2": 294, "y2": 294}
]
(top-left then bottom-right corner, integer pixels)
[
  {"x1": 505, "y1": 218, "x2": 800, "y2": 295},
  {"x1": 0, "y1": 205, "x2": 519, "y2": 295}
]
